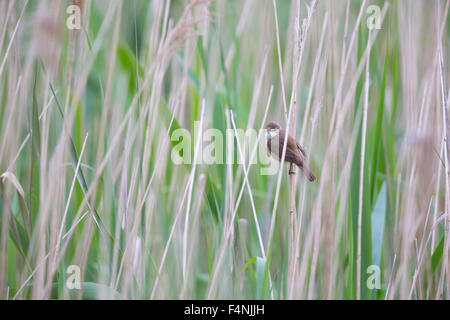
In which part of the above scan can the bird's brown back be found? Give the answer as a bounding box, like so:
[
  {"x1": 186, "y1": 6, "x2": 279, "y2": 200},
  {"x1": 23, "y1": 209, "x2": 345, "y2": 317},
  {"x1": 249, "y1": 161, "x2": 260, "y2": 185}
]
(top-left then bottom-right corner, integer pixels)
[{"x1": 267, "y1": 129, "x2": 304, "y2": 166}]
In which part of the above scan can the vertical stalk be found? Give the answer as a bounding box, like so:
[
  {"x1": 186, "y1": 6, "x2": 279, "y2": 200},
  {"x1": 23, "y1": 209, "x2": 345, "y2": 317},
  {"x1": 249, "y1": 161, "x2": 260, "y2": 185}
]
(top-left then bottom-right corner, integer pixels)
[
  {"x1": 357, "y1": 28, "x2": 371, "y2": 300},
  {"x1": 288, "y1": 0, "x2": 300, "y2": 299}
]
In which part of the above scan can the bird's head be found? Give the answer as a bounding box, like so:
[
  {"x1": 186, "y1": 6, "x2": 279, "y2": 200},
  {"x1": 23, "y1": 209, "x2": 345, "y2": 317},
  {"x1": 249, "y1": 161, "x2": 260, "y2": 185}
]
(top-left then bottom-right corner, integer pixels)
[{"x1": 266, "y1": 121, "x2": 280, "y2": 139}]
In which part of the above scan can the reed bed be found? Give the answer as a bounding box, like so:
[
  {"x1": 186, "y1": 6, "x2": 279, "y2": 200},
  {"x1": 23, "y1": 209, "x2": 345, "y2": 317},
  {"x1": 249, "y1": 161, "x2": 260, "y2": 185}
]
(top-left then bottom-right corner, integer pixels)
[{"x1": 0, "y1": 0, "x2": 449, "y2": 299}]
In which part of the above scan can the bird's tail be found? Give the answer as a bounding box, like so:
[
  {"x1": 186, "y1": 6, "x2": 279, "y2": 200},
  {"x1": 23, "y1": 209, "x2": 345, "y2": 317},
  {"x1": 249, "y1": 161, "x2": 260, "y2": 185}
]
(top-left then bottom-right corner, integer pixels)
[{"x1": 298, "y1": 164, "x2": 316, "y2": 182}]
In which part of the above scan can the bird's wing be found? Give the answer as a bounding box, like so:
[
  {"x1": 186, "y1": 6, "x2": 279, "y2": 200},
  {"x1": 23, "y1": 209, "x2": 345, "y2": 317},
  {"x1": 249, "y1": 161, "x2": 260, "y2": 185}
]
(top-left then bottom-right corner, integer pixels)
[{"x1": 296, "y1": 141, "x2": 307, "y2": 158}]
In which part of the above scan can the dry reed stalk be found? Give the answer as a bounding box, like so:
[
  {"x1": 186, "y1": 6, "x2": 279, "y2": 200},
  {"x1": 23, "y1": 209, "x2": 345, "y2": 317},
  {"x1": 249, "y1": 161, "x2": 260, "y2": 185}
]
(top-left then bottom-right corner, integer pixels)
[
  {"x1": 287, "y1": 0, "x2": 301, "y2": 299},
  {"x1": 356, "y1": 28, "x2": 371, "y2": 300},
  {"x1": 272, "y1": 0, "x2": 288, "y2": 120},
  {"x1": 439, "y1": 46, "x2": 450, "y2": 301}
]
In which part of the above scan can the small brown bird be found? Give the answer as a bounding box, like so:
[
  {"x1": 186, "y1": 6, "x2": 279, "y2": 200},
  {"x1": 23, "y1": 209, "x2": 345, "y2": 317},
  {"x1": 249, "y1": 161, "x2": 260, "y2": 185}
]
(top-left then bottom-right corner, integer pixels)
[{"x1": 266, "y1": 121, "x2": 316, "y2": 182}]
